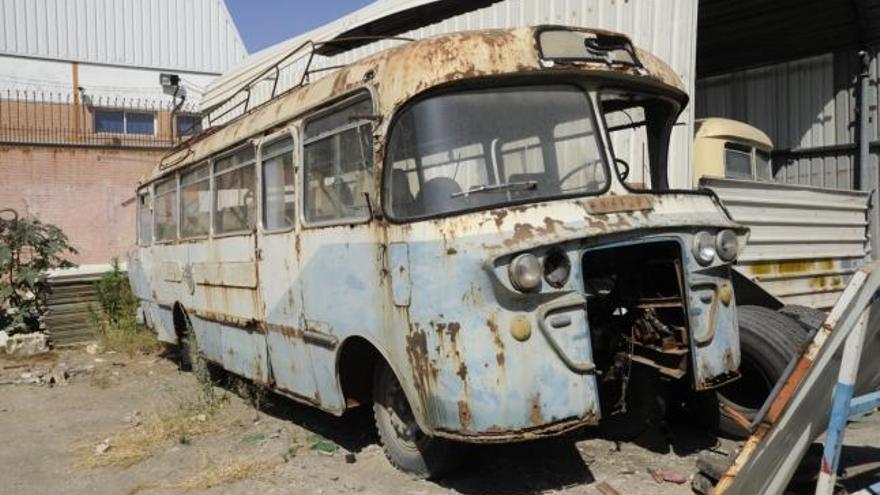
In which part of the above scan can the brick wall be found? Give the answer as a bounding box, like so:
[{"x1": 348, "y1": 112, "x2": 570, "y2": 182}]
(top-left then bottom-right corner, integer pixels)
[{"x1": 0, "y1": 145, "x2": 163, "y2": 264}]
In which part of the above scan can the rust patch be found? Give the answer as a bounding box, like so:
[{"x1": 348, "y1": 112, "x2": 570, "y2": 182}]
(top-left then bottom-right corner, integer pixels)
[
  {"x1": 457, "y1": 400, "x2": 472, "y2": 430},
  {"x1": 529, "y1": 393, "x2": 544, "y2": 425},
  {"x1": 456, "y1": 362, "x2": 468, "y2": 380},
  {"x1": 486, "y1": 317, "x2": 506, "y2": 368},
  {"x1": 491, "y1": 209, "x2": 508, "y2": 228},
  {"x1": 766, "y1": 356, "x2": 813, "y2": 424},
  {"x1": 581, "y1": 194, "x2": 654, "y2": 214}
]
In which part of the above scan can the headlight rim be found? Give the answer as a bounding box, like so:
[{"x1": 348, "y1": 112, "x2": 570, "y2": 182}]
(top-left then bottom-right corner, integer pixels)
[
  {"x1": 715, "y1": 229, "x2": 739, "y2": 262},
  {"x1": 543, "y1": 248, "x2": 571, "y2": 288},
  {"x1": 509, "y1": 252, "x2": 543, "y2": 292},
  {"x1": 693, "y1": 230, "x2": 717, "y2": 266}
]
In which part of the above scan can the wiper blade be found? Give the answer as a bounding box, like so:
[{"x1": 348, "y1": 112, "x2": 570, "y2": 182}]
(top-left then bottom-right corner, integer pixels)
[{"x1": 451, "y1": 180, "x2": 537, "y2": 198}]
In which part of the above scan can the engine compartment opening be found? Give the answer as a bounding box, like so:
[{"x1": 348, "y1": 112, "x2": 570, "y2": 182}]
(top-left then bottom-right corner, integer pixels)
[{"x1": 582, "y1": 241, "x2": 691, "y2": 413}]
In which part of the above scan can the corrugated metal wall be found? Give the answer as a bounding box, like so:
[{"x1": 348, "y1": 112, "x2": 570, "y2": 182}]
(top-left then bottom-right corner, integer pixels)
[
  {"x1": 0, "y1": 0, "x2": 247, "y2": 74},
  {"x1": 210, "y1": 0, "x2": 699, "y2": 186},
  {"x1": 696, "y1": 45, "x2": 879, "y2": 190}
]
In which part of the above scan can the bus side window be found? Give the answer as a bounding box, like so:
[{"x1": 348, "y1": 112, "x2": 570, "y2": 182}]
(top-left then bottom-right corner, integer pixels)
[
  {"x1": 138, "y1": 189, "x2": 152, "y2": 246},
  {"x1": 214, "y1": 146, "x2": 257, "y2": 235},
  {"x1": 179, "y1": 163, "x2": 211, "y2": 238},
  {"x1": 262, "y1": 136, "x2": 295, "y2": 230},
  {"x1": 154, "y1": 177, "x2": 178, "y2": 242},
  {"x1": 302, "y1": 96, "x2": 374, "y2": 225}
]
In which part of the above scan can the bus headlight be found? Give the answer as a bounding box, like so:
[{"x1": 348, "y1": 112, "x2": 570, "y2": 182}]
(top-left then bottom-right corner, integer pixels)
[
  {"x1": 693, "y1": 231, "x2": 716, "y2": 266},
  {"x1": 509, "y1": 253, "x2": 542, "y2": 292},
  {"x1": 716, "y1": 229, "x2": 739, "y2": 262},
  {"x1": 543, "y1": 248, "x2": 571, "y2": 288}
]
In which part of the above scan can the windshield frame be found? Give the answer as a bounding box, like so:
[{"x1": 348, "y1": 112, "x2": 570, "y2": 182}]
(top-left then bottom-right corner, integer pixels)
[
  {"x1": 381, "y1": 80, "x2": 613, "y2": 223},
  {"x1": 596, "y1": 84, "x2": 683, "y2": 193}
]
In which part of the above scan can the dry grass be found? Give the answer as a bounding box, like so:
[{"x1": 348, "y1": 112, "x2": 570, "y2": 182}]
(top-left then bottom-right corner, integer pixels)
[
  {"x1": 74, "y1": 387, "x2": 226, "y2": 469},
  {"x1": 94, "y1": 320, "x2": 162, "y2": 357},
  {"x1": 124, "y1": 457, "x2": 276, "y2": 495}
]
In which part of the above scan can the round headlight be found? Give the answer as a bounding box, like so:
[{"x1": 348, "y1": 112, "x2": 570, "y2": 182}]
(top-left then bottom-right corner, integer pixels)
[
  {"x1": 509, "y1": 253, "x2": 542, "y2": 292},
  {"x1": 693, "y1": 231, "x2": 716, "y2": 266},
  {"x1": 716, "y1": 229, "x2": 739, "y2": 262},
  {"x1": 543, "y1": 248, "x2": 571, "y2": 288}
]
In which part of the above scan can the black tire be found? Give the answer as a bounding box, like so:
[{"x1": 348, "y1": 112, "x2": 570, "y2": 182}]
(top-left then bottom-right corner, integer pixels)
[
  {"x1": 779, "y1": 304, "x2": 827, "y2": 332},
  {"x1": 177, "y1": 312, "x2": 220, "y2": 384},
  {"x1": 373, "y1": 363, "x2": 453, "y2": 479},
  {"x1": 716, "y1": 305, "x2": 808, "y2": 438}
]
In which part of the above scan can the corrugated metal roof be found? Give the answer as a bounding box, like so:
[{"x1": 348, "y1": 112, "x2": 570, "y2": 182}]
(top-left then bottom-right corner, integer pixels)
[{"x1": 0, "y1": 0, "x2": 247, "y2": 74}]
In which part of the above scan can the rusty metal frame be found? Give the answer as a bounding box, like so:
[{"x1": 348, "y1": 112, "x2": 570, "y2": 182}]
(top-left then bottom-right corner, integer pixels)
[{"x1": 712, "y1": 261, "x2": 880, "y2": 494}]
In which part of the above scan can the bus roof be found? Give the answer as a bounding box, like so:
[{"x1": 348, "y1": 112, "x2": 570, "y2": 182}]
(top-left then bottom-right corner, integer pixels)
[{"x1": 144, "y1": 26, "x2": 687, "y2": 185}]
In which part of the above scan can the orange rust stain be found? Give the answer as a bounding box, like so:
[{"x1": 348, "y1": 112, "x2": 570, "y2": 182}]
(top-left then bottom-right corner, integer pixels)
[
  {"x1": 581, "y1": 194, "x2": 654, "y2": 214},
  {"x1": 529, "y1": 393, "x2": 543, "y2": 425},
  {"x1": 486, "y1": 316, "x2": 506, "y2": 368},
  {"x1": 766, "y1": 356, "x2": 813, "y2": 424},
  {"x1": 457, "y1": 400, "x2": 472, "y2": 430},
  {"x1": 456, "y1": 362, "x2": 468, "y2": 380}
]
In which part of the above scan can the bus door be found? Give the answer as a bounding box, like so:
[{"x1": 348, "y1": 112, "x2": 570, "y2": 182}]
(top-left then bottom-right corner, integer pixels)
[
  {"x1": 256, "y1": 133, "x2": 319, "y2": 402},
  {"x1": 296, "y1": 95, "x2": 385, "y2": 413},
  {"x1": 188, "y1": 147, "x2": 268, "y2": 382}
]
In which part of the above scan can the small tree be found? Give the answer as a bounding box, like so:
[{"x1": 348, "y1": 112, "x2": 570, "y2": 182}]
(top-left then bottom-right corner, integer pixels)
[
  {"x1": 0, "y1": 209, "x2": 77, "y2": 334},
  {"x1": 94, "y1": 258, "x2": 138, "y2": 329}
]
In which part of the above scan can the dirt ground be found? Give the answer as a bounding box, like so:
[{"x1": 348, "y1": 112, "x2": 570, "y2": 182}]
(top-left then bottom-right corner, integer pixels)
[{"x1": 1, "y1": 349, "x2": 878, "y2": 495}]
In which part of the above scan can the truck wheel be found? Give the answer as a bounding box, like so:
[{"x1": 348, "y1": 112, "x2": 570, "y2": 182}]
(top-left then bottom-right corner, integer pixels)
[
  {"x1": 717, "y1": 305, "x2": 808, "y2": 438},
  {"x1": 779, "y1": 304, "x2": 827, "y2": 332},
  {"x1": 373, "y1": 363, "x2": 452, "y2": 479}
]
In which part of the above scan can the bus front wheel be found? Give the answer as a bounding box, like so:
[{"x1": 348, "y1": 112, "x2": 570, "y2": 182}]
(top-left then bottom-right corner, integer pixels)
[{"x1": 373, "y1": 363, "x2": 453, "y2": 479}]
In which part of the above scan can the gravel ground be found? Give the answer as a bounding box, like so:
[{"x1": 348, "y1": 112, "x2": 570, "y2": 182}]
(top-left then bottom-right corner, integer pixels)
[{"x1": 0, "y1": 349, "x2": 877, "y2": 495}]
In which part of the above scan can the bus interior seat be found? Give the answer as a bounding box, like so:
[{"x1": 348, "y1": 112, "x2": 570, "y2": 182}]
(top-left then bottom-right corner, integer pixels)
[{"x1": 416, "y1": 177, "x2": 463, "y2": 214}]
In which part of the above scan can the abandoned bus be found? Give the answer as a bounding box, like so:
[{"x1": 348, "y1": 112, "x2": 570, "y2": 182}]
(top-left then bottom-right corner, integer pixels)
[{"x1": 130, "y1": 26, "x2": 748, "y2": 477}]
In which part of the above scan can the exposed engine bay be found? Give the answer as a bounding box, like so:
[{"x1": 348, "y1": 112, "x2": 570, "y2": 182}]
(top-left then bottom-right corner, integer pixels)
[{"x1": 582, "y1": 241, "x2": 691, "y2": 414}]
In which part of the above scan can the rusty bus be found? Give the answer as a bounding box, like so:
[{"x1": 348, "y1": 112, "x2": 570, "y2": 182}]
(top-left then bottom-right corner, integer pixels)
[{"x1": 128, "y1": 26, "x2": 796, "y2": 477}]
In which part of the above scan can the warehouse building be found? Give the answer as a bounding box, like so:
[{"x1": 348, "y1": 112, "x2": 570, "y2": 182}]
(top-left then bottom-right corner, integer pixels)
[{"x1": 0, "y1": 0, "x2": 246, "y2": 263}]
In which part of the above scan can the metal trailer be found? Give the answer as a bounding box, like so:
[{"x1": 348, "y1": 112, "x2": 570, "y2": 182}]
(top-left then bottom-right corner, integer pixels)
[{"x1": 694, "y1": 261, "x2": 880, "y2": 494}]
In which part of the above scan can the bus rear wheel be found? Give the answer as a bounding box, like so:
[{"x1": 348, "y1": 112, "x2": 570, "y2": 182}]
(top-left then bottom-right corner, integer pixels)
[
  {"x1": 176, "y1": 310, "x2": 220, "y2": 385},
  {"x1": 373, "y1": 363, "x2": 453, "y2": 479}
]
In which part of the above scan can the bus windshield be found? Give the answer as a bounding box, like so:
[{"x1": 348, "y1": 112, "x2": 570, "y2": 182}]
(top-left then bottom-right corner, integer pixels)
[{"x1": 383, "y1": 85, "x2": 608, "y2": 220}]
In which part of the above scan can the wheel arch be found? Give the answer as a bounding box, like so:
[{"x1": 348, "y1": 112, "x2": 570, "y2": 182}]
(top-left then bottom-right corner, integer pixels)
[{"x1": 334, "y1": 335, "x2": 429, "y2": 429}]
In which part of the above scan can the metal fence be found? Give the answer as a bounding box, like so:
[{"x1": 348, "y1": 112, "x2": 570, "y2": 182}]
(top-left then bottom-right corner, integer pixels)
[{"x1": 0, "y1": 89, "x2": 201, "y2": 148}]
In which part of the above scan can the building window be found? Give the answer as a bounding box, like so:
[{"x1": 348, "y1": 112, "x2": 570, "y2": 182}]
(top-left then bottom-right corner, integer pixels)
[
  {"x1": 303, "y1": 96, "x2": 374, "y2": 225},
  {"x1": 214, "y1": 146, "x2": 257, "y2": 235},
  {"x1": 94, "y1": 109, "x2": 155, "y2": 135},
  {"x1": 176, "y1": 114, "x2": 202, "y2": 137}
]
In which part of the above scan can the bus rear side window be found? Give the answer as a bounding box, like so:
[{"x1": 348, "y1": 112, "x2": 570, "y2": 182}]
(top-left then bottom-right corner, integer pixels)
[
  {"x1": 180, "y1": 163, "x2": 211, "y2": 238},
  {"x1": 214, "y1": 146, "x2": 257, "y2": 234},
  {"x1": 154, "y1": 177, "x2": 177, "y2": 241},
  {"x1": 138, "y1": 190, "x2": 152, "y2": 246}
]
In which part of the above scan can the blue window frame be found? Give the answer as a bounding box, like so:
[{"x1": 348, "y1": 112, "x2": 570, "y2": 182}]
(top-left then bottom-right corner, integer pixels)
[{"x1": 94, "y1": 109, "x2": 155, "y2": 135}]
